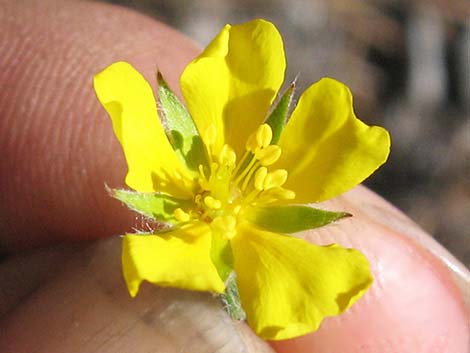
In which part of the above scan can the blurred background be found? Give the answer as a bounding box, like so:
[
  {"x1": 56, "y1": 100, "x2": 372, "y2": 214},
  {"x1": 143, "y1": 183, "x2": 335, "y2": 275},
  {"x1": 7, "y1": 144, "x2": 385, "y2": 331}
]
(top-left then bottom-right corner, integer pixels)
[{"x1": 100, "y1": 0, "x2": 469, "y2": 266}]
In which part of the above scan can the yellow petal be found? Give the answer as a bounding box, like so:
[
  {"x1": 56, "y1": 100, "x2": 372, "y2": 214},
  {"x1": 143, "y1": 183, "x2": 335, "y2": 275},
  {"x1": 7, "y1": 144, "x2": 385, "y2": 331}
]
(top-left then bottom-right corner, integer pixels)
[
  {"x1": 231, "y1": 224, "x2": 372, "y2": 340},
  {"x1": 181, "y1": 19, "x2": 286, "y2": 156},
  {"x1": 122, "y1": 222, "x2": 225, "y2": 296},
  {"x1": 277, "y1": 78, "x2": 390, "y2": 203},
  {"x1": 94, "y1": 61, "x2": 194, "y2": 197}
]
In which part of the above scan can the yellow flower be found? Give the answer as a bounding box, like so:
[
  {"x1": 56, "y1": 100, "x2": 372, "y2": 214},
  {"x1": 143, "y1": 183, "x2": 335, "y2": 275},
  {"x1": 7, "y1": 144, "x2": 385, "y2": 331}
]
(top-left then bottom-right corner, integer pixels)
[{"x1": 93, "y1": 19, "x2": 390, "y2": 340}]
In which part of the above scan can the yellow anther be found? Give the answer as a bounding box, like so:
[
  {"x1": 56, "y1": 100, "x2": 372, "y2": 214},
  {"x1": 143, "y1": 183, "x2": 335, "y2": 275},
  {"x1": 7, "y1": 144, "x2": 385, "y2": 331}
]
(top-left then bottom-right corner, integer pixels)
[
  {"x1": 256, "y1": 145, "x2": 282, "y2": 166},
  {"x1": 246, "y1": 124, "x2": 273, "y2": 152},
  {"x1": 204, "y1": 195, "x2": 222, "y2": 209},
  {"x1": 254, "y1": 167, "x2": 268, "y2": 191},
  {"x1": 269, "y1": 187, "x2": 296, "y2": 200},
  {"x1": 174, "y1": 208, "x2": 190, "y2": 222},
  {"x1": 219, "y1": 144, "x2": 236, "y2": 167},
  {"x1": 255, "y1": 187, "x2": 296, "y2": 204},
  {"x1": 211, "y1": 215, "x2": 237, "y2": 239},
  {"x1": 203, "y1": 124, "x2": 217, "y2": 147},
  {"x1": 264, "y1": 169, "x2": 288, "y2": 189},
  {"x1": 256, "y1": 124, "x2": 273, "y2": 149}
]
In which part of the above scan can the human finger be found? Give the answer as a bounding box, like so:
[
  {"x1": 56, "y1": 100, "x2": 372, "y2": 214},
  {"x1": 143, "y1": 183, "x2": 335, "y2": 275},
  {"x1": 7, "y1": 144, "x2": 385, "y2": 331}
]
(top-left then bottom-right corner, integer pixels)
[
  {"x1": 0, "y1": 1, "x2": 468, "y2": 352},
  {"x1": 0, "y1": 0, "x2": 197, "y2": 248},
  {"x1": 271, "y1": 186, "x2": 469, "y2": 353}
]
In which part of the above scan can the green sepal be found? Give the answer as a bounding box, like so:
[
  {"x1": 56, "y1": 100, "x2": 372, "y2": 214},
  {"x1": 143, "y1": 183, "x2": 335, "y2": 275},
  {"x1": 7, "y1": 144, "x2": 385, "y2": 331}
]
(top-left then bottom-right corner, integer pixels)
[
  {"x1": 265, "y1": 81, "x2": 295, "y2": 144},
  {"x1": 210, "y1": 233, "x2": 234, "y2": 282},
  {"x1": 157, "y1": 71, "x2": 207, "y2": 171},
  {"x1": 220, "y1": 272, "x2": 246, "y2": 321},
  {"x1": 247, "y1": 205, "x2": 351, "y2": 233},
  {"x1": 111, "y1": 188, "x2": 190, "y2": 224}
]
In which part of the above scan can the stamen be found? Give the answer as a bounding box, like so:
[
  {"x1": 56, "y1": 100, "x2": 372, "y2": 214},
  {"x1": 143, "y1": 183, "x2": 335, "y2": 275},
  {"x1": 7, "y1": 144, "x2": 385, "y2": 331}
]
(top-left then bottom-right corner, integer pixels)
[
  {"x1": 254, "y1": 167, "x2": 268, "y2": 191},
  {"x1": 218, "y1": 144, "x2": 236, "y2": 168},
  {"x1": 255, "y1": 145, "x2": 282, "y2": 166},
  {"x1": 178, "y1": 122, "x2": 293, "y2": 237},
  {"x1": 204, "y1": 195, "x2": 222, "y2": 209},
  {"x1": 271, "y1": 187, "x2": 295, "y2": 200},
  {"x1": 233, "y1": 156, "x2": 257, "y2": 186},
  {"x1": 246, "y1": 124, "x2": 273, "y2": 152},
  {"x1": 244, "y1": 171, "x2": 291, "y2": 205},
  {"x1": 263, "y1": 169, "x2": 288, "y2": 189},
  {"x1": 256, "y1": 124, "x2": 273, "y2": 149},
  {"x1": 246, "y1": 133, "x2": 258, "y2": 153},
  {"x1": 174, "y1": 208, "x2": 190, "y2": 222},
  {"x1": 232, "y1": 150, "x2": 250, "y2": 176},
  {"x1": 241, "y1": 161, "x2": 260, "y2": 191},
  {"x1": 256, "y1": 187, "x2": 296, "y2": 204},
  {"x1": 243, "y1": 188, "x2": 262, "y2": 205}
]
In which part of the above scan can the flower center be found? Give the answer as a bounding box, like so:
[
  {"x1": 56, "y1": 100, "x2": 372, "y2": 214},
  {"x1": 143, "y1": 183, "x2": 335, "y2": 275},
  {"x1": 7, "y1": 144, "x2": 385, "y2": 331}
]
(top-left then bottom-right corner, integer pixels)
[{"x1": 173, "y1": 124, "x2": 295, "y2": 239}]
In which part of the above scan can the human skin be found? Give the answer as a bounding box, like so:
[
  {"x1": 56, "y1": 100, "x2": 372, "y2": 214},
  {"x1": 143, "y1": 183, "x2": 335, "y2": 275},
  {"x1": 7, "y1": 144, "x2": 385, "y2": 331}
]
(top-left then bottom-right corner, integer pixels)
[{"x1": 0, "y1": 1, "x2": 468, "y2": 352}]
